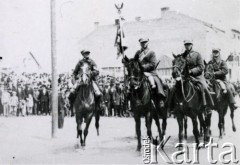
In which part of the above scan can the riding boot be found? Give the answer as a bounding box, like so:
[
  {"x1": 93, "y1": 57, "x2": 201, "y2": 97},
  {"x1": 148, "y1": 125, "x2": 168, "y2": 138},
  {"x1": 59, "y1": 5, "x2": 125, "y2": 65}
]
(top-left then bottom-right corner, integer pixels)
[
  {"x1": 93, "y1": 81, "x2": 102, "y2": 98},
  {"x1": 204, "y1": 88, "x2": 214, "y2": 109}
]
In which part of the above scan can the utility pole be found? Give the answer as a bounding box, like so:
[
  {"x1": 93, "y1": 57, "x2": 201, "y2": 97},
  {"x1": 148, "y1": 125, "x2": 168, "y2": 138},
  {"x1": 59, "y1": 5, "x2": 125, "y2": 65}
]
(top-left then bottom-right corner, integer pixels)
[{"x1": 50, "y1": 0, "x2": 58, "y2": 138}]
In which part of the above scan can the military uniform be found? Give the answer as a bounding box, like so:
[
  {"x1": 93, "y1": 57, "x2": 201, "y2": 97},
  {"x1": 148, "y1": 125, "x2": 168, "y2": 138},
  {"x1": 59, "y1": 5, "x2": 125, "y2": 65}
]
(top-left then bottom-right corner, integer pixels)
[
  {"x1": 73, "y1": 58, "x2": 99, "y2": 80},
  {"x1": 182, "y1": 49, "x2": 214, "y2": 108},
  {"x1": 134, "y1": 48, "x2": 165, "y2": 99},
  {"x1": 208, "y1": 57, "x2": 236, "y2": 106},
  {"x1": 69, "y1": 50, "x2": 101, "y2": 109}
]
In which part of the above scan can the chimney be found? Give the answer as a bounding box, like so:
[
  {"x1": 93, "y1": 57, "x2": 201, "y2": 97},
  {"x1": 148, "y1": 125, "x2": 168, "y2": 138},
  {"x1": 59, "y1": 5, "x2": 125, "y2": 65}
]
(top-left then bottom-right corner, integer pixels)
[
  {"x1": 161, "y1": 7, "x2": 170, "y2": 18},
  {"x1": 115, "y1": 19, "x2": 120, "y2": 25},
  {"x1": 135, "y1": 16, "x2": 141, "y2": 21},
  {"x1": 94, "y1": 22, "x2": 99, "y2": 28}
]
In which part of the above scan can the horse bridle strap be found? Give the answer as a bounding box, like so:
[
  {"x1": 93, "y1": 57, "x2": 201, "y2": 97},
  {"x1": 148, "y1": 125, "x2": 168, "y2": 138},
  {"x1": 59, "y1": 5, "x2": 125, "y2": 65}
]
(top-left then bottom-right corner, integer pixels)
[{"x1": 180, "y1": 75, "x2": 196, "y2": 103}]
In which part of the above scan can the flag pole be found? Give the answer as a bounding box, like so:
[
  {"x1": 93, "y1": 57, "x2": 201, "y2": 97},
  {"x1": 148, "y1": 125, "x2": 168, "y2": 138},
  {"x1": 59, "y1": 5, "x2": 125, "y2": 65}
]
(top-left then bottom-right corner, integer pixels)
[{"x1": 115, "y1": 3, "x2": 126, "y2": 85}]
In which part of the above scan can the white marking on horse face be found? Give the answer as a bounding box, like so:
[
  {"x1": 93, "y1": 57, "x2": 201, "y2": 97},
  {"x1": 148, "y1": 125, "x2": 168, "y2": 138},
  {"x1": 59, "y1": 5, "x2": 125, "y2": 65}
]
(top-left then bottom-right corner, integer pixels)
[
  {"x1": 81, "y1": 63, "x2": 89, "y2": 84},
  {"x1": 176, "y1": 77, "x2": 182, "y2": 81},
  {"x1": 82, "y1": 63, "x2": 88, "y2": 72}
]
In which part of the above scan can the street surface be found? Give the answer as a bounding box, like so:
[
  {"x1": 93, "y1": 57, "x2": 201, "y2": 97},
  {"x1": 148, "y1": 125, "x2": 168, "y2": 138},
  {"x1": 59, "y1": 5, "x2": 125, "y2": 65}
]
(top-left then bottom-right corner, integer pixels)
[{"x1": 0, "y1": 99, "x2": 240, "y2": 164}]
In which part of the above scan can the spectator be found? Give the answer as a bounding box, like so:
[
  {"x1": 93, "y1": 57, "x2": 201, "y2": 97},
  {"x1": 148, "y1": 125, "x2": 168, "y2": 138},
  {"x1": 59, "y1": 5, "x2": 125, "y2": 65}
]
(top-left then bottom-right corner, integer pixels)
[
  {"x1": 2, "y1": 86, "x2": 10, "y2": 117},
  {"x1": 33, "y1": 87, "x2": 40, "y2": 115},
  {"x1": 38, "y1": 85, "x2": 50, "y2": 115},
  {"x1": 26, "y1": 93, "x2": 34, "y2": 115},
  {"x1": 10, "y1": 91, "x2": 18, "y2": 116},
  {"x1": 114, "y1": 82, "x2": 122, "y2": 117}
]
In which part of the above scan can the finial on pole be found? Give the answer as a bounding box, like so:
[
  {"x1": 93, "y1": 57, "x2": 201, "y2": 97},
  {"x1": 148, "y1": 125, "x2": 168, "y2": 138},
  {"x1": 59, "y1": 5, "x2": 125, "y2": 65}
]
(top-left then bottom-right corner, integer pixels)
[{"x1": 115, "y1": 3, "x2": 123, "y2": 14}]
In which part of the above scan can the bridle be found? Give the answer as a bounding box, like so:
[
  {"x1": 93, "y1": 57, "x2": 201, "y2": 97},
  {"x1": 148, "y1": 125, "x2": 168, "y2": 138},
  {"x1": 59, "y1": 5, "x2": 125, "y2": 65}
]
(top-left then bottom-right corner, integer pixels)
[
  {"x1": 173, "y1": 65, "x2": 196, "y2": 103},
  {"x1": 77, "y1": 63, "x2": 92, "y2": 85}
]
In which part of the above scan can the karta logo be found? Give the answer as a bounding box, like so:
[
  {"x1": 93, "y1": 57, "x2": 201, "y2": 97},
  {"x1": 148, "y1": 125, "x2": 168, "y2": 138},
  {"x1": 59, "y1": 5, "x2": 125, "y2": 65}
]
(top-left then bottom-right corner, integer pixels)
[{"x1": 142, "y1": 136, "x2": 239, "y2": 164}]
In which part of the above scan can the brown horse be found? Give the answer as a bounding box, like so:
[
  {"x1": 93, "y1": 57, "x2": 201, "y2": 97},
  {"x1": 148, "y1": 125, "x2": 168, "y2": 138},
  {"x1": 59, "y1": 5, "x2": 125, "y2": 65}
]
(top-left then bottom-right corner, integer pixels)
[
  {"x1": 124, "y1": 57, "x2": 167, "y2": 151},
  {"x1": 171, "y1": 54, "x2": 211, "y2": 146},
  {"x1": 205, "y1": 62, "x2": 236, "y2": 138},
  {"x1": 74, "y1": 62, "x2": 99, "y2": 147}
]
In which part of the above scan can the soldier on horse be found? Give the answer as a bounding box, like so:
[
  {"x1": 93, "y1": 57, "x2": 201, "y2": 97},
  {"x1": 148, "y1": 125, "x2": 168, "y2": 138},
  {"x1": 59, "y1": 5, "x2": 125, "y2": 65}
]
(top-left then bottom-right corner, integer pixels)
[
  {"x1": 168, "y1": 40, "x2": 214, "y2": 112},
  {"x1": 69, "y1": 49, "x2": 102, "y2": 106},
  {"x1": 207, "y1": 48, "x2": 238, "y2": 110},
  {"x1": 132, "y1": 38, "x2": 166, "y2": 100}
]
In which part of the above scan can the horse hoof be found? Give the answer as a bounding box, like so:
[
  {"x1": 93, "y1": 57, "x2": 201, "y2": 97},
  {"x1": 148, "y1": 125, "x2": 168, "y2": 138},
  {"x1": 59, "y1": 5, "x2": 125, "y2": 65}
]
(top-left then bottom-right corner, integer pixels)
[
  {"x1": 136, "y1": 146, "x2": 141, "y2": 152},
  {"x1": 233, "y1": 126, "x2": 236, "y2": 132},
  {"x1": 75, "y1": 143, "x2": 80, "y2": 149},
  {"x1": 219, "y1": 136, "x2": 223, "y2": 139},
  {"x1": 81, "y1": 143, "x2": 85, "y2": 147}
]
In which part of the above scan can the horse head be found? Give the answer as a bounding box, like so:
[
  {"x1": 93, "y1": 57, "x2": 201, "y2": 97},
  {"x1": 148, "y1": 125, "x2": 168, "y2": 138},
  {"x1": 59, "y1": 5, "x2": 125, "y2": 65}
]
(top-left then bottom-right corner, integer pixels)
[
  {"x1": 78, "y1": 62, "x2": 92, "y2": 85},
  {"x1": 123, "y1": 56, "x2": 144, "y2": 90},
  {"x1": 172, "y1": 53, "x2": 186, "y2": 81}
]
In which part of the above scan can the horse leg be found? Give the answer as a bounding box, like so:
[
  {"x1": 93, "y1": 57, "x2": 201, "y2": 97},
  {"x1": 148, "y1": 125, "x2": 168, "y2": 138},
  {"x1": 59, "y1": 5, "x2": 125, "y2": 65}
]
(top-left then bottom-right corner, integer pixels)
[
  {"x1": 183, "y1": 116, "x2": 188, "y2": 139},
  {"x1": 134, "y1": 114, "x2": 141, "y2": 151},
  {"x1": 198, "y1": 113, "x2": 208, "y2": 144},
  {"x1": 230, "y1": 108, "x2": 236, "y2": 132},
  {"x1": 218, "y1": 109, "x2": 224, "y2": 139},
  {"x1": 83, "y1": 112, "x2": 94, "y2": 146},
  {"x1": 95, "y1": 111, "x2": 100, "y2": 136},
  {"x1": 76, "y1": 118, "x2": 84, "y2": 146},
  {"x1": 222, "y1": 106, "x2": 227, "y2": 135},
  {"x1": 152, "y1": 111, "x2": 162, "y2": 141},
  {"x1": 162, "y1": 117, "x2": 167, "y2": 137},
  {"x1": 145, "y1": 111, "x2": 153, "y2": 140},
  {"x1": 177, "y1": 115, "x2": 184, "y2": 145},
  {"x1": 191, "y1": 116, "x2": 200, "y2": 146}
]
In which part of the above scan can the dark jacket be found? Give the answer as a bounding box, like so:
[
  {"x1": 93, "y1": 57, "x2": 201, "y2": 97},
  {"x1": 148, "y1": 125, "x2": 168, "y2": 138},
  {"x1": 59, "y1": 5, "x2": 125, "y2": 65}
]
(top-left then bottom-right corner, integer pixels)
[
  {"x1": 134, "y1": 48, "x2": 165, "y2": 98},
  {"x1": 16, "y1": 87, "x2": 26, "y2": 100},
  {"x1": 208, "y1": 59, "x2": 228, "y2": 81},
  {"x1": 73, "y1": 58, "x2": 99, "y2": 80},
  {"x1": 182, "y1": 50, "x2": 207, "y2": 87},
  {"x1": 134, "y1": 48, "x2": 158, "y2": 76},
  {"x1": 38, "y1": 89, "x2": 49, "y2": 103}
]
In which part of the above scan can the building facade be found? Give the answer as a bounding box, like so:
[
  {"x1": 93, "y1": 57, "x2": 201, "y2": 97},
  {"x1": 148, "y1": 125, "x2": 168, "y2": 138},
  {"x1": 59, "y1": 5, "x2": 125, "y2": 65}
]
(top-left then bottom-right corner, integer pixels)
[{"x1": 78, "y1": 7, "x2": 240, "y2": 81}]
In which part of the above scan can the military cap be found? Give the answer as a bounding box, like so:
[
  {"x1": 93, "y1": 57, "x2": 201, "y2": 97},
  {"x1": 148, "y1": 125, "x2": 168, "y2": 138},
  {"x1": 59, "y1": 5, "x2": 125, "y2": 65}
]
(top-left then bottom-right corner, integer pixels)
[
  {"x1": 139, "y1": 38, "x2": 149, "y2": 43},
  {"x1": 41, "y1": 84, "x2": 47, "y2": 89},
  {"x1": 212, "y1": 48, "x2": 221, "y2": 52},
  {"x1": 184, "y1": 40, "x2": 193, "y2": 45},
  {"x1": 81, "y1": 50, "x2": 90, "y2": 55}
]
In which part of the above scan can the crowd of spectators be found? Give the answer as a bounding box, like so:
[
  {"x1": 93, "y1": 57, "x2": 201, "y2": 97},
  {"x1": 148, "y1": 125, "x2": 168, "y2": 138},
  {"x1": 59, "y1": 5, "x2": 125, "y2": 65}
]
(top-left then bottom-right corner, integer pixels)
[{"x1": 0, "y1": 71, "x2": 178, "y2": 118}]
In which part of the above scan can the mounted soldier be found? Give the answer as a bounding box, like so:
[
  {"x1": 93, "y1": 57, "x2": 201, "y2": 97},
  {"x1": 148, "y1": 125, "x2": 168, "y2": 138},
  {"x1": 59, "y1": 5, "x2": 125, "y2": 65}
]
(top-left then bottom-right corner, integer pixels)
[
  {"x1": 207, "y1": 48, "x2": 238, "y2": 110},
  {"x1": 168, "y1": 40, "x2": 214, "y2": 112},
  {"x1": 129, "y1": 38, "x2": 165, "y2": 99},
  {"x1": 69, "y1": 50, "x2": 101, "y2": 108}
]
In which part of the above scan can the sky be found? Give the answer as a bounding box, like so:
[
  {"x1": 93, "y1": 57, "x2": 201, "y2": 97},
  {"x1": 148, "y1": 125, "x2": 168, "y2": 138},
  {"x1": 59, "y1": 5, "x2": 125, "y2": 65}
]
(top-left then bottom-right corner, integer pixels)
[{"x1": 0, "y1": 0, "x2": 240, "y2": 73}]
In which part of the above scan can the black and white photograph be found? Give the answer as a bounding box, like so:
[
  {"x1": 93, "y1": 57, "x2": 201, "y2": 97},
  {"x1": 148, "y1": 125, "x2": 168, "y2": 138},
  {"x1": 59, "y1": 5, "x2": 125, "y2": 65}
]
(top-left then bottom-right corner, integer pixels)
[{"x1": 0, "y1": 0, "x2": 240, "y2": 164}]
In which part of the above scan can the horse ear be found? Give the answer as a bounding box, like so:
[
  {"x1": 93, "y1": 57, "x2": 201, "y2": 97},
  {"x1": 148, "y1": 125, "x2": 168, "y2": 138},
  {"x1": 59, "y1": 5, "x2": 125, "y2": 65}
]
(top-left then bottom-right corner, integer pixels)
[
  {"x1": 204, "y1": 60, "x2": 207, "y2": 66},
  {"x1": 122, "y1": 55, "x2": 129, "y2": 64},
  {"x1": 172, "y1": 53, "x2": 177, "y2": 59}
]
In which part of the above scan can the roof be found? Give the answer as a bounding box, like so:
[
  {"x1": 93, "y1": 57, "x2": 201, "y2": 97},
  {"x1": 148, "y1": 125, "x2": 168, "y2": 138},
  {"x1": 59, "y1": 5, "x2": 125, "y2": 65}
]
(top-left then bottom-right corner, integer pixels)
[{"x1": 78, "y1": 10, "x2": 236, "y2": 67}]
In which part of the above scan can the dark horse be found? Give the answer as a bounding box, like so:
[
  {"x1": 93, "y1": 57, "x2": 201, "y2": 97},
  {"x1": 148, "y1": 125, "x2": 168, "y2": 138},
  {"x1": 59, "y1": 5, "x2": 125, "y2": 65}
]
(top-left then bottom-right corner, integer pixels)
[
  {"x1": 205, "y1": 62, "x2": 237, "y2": 138},
  {"x1": 74, "y1": 62, "x2": 100, "y2": 147},
  {"x1": 171, "y1": 55, "x2": 211, "y2": 146},
  {"x1": 124, "y1": 57, "x2": 167, "y2": 151}
]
